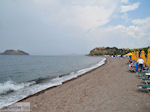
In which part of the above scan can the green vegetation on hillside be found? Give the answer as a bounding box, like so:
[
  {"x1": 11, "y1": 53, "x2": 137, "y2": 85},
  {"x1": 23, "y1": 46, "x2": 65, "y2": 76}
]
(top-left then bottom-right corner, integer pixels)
[{"x1": 89, "y1": 46, "x2": 150, "y2": 56}]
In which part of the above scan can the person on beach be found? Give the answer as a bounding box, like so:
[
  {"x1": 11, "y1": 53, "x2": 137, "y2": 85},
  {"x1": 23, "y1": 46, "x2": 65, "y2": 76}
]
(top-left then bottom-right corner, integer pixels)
[
  {"x1": 129, "y1": 60, "x2": 137, "y2": 72},
  {"x1": 128, "y1": 58, "x2": 132, "y2": 64},
  {"x1": 137, "y1": 57, "x2": 144, "y2": 72}
]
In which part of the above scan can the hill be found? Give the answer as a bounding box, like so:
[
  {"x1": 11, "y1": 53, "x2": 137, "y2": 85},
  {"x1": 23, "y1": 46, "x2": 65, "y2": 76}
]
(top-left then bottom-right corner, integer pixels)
[
  {"x1": 89, "y1": 46, "x2": 150, "y2": 56},
  {"x1": 0, "y1": 50, "x2": 29, "y2": 55}
]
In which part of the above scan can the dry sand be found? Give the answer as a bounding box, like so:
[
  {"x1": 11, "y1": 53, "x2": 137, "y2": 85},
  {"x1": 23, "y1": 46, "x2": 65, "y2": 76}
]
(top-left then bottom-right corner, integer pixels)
[{"x1": 21, "y1": 57, "x2": 150, "y2": 112}]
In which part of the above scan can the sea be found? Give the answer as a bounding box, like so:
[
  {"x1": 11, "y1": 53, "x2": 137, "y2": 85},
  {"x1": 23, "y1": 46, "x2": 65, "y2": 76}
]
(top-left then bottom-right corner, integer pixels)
[{"x1": 0, "y1": 55, "x2": 106, "y2": 108}]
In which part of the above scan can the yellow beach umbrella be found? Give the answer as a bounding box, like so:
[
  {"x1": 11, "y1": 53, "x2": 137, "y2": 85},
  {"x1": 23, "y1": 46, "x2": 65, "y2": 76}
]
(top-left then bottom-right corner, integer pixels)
[
  {"x1": 136, "y1": 51, "x2": 139, "y2": 62},
  {"x1": 146, "y1": 48, "x2": 150, "y2": 66},
  {"x1": 140, "y1": 50, "x2": 146, "y2": 62},
  {"x1": 134, "y1": 51, "x2": 137, "y2": 61},
  {"x1": 134, "y1": 51, "x2": 139, "y2": 62},
  {"x1": 131, "y1": 52, "x2": 136, "y2": 60},
  {"x1": 126, "y1": 52, "x2": 132, "y2": 56}
]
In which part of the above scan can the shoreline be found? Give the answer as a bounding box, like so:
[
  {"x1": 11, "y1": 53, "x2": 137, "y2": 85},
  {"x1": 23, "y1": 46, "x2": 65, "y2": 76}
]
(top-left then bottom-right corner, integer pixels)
[
  {"x1": 7, "y1": 57, "x2": 150, "y2": 112},
  {"x1": 19, "y1": 58, "x2": 107, "y2": 102},
  {"x1": 0, "y1": 57, "x2": 106, "y2": 108}
]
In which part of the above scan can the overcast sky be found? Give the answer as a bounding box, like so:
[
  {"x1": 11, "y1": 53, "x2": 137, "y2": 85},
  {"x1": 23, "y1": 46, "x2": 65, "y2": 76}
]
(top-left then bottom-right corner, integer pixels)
[{"x1": 0, "y1": 0, "x2": 150, "y2": 55}]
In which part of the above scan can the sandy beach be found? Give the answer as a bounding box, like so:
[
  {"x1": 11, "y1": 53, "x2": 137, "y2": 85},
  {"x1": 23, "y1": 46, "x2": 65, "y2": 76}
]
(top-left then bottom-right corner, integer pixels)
[{"x1": 20, "y1": 57, "x2": 150, "y2": 112}]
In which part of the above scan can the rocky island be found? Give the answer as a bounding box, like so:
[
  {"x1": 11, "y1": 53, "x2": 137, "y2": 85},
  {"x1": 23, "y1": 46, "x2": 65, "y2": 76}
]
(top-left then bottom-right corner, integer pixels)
[{"x1": 0, "y1": 50, "x2": 29, "y2": 55}]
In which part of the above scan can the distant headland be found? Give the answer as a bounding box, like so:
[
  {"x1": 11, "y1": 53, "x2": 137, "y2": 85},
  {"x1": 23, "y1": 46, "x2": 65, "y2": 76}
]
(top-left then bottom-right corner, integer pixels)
[
  {"x1": 0, "y1": 50, "x2": 29, "y2": 55},
  {"x1": 89, "y1": 46, "x2": 150, "y2": 56}
]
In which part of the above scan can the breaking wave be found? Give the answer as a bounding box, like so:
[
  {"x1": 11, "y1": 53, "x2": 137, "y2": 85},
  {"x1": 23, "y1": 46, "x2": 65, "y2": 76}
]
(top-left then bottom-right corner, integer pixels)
[{"x1": 0, "y1": 58, "x2": 106, "y2": 108}]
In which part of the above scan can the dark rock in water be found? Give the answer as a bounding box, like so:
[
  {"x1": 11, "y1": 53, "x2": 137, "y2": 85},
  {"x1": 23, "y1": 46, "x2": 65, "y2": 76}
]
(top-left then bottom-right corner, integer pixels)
[{"x1": 0, "y1": 50, "x2": 29, "y2": 55}]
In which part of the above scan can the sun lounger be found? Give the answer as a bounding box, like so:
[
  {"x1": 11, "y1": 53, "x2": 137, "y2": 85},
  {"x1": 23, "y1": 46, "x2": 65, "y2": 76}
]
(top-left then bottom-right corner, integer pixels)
[
  {"x1": 142, "y1": 73, "x2": 150, "y2": 78},
  {"x1": 145, "y1": 73, "x2": 150, "y2": 75},
  {"x1": 137, "y1": 84, "x2": 150, "y2": 93},
  {"x1": 137, "y1": 85, "x2": 150, "y2": 89},
  {"x1": 142, "y1": 78, "x2": 150, "y2": 84},
  {"x1": 142, "y1": 78, "x2": 150, "y2": 81},
  {"x1": 138, "y1": 72, "x2": 147, "y2": 76},
  {"x1": 138, "y1": 72, "x2": 150, "y2": 78},
  {"x1": 136, "y1": 73, "x2": 150, "y2": 91}
]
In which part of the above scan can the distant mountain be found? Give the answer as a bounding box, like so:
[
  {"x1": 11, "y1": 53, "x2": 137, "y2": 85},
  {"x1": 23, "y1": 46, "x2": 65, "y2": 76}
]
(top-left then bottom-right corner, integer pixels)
[{"x1": 0, "y1": 50, "x2": 29, "y2": 55}]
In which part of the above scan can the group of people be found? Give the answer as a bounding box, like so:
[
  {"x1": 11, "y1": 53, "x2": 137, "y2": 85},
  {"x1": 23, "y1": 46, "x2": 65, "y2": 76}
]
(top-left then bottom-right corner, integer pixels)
[{"x1": 129, "y1": 57, "x2": 149, "y2": 72}]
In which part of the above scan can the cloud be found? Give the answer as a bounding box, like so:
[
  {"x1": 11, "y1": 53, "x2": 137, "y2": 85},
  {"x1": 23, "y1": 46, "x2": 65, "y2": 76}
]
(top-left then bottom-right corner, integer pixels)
[
  {"x1": 131, "y1": 17, "x2": 150, "y2": 39},
  {"x1": 121, "y1": 0, "x2": 129, "y2": 4},
  {"x1": 132, "y1": 17, "x2": 150, "y2": 25},
  {"x1": 65, "y1": 5, "x2": 114, "y2": 30},
  {"x1": 86, "y1": 17, "x2": 150, "y2": 48},
  {"x1": 120, "y1": 2, "x2": 140, "y2": 13},
  {"x1": 33, "y1": 0, "x2": 119, "y2": 30},
  {"x1": 0, "y1": 0, "x2": 121, "y2": 55},
  {"x1": 0, "y1": 0, "x2": 149, "y2": 55}
]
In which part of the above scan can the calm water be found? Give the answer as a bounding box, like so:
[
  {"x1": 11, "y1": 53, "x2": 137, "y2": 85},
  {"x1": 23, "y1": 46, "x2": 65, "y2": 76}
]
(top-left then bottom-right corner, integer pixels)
[{"x1": 0, "y1": 55, "x2": 105, "y2": 108}]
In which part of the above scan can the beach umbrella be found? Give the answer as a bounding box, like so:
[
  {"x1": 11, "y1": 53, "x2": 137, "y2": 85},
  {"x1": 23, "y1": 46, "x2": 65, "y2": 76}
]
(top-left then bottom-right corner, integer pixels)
[
  {"x1": 146, "y1": 48, "x2": 150, "y2": 66},
  {"x1": 131, "y1": 52, "x2": 136, "y2": 60},
  {"x1": 135, "y1": 51, "x2": 139, "y2": 62},
  {"x1": 134, "y1": 51, "x2": 137, "y2": 61},
  {"x1": 136, "y1": 51, "x2": 139, "y2": 62},
  {"x1": 125, "y1": 53, "x2": 132, "y2": 56},
  {"x1": 140, "y1": 50, "x2": 146, "y2": 62}
]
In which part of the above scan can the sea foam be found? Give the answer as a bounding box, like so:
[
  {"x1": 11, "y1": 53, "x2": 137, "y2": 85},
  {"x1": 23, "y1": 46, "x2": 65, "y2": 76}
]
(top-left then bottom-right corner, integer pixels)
[{"x1": 0, "y1": 57, "x2": 106, "y2": 108}]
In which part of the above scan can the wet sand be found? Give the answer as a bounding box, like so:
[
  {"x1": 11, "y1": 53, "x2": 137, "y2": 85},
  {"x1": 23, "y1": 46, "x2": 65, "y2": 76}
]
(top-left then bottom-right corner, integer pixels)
[{"x1": 22, "y1": 57, "x2": 150, "y2": 112}]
